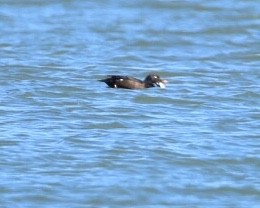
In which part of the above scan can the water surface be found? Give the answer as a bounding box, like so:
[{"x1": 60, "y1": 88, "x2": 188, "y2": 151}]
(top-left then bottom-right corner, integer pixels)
[{"x1": 0, "y1": 0, "x2": 259, "y2": 207}]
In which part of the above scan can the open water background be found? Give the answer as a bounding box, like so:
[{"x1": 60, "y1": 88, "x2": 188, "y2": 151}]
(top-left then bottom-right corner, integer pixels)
[{"x1": 0, "y1": 0, "x2": 259, "y2": 207}]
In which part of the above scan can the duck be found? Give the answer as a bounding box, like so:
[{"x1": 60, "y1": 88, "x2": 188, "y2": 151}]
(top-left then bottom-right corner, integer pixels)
[{"x1": 99, "y1": 74, "x2": 167, "y2": 89}]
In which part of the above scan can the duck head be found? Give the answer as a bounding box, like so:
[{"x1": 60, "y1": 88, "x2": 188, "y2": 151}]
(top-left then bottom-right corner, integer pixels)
[{"x1": 144, "y1": 74, "x2": 168, "y2": 88}]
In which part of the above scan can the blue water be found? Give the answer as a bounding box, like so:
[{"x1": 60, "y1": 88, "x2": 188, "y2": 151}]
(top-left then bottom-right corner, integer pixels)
[{"x1": 0, "y1": 0, "x2": 259, "y2": 207}]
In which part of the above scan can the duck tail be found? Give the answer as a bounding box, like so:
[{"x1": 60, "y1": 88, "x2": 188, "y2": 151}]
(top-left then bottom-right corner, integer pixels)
[{"x1": 98, "y1": 77, "x2": 110, "y2": 82}]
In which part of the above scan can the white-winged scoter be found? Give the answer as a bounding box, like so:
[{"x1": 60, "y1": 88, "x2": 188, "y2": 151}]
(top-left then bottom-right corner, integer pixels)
[{"x1": 99, "y1": 74, "x2": 167, "y2": 89}]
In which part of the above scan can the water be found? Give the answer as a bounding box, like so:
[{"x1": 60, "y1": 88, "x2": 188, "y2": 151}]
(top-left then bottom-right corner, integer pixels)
[{"x1": 0, "y1": 0, "x2": 259, "y2": 207}]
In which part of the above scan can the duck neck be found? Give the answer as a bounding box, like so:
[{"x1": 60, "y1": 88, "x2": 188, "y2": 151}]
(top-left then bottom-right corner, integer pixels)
[{"x1": 145, "y1": 82, "x2": 155, "y2": 88}]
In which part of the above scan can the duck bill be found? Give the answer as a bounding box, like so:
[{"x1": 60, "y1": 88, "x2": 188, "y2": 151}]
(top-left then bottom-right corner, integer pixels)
[{"x1": 156, "y1": 80, "x2": 168, "y2": 88}]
